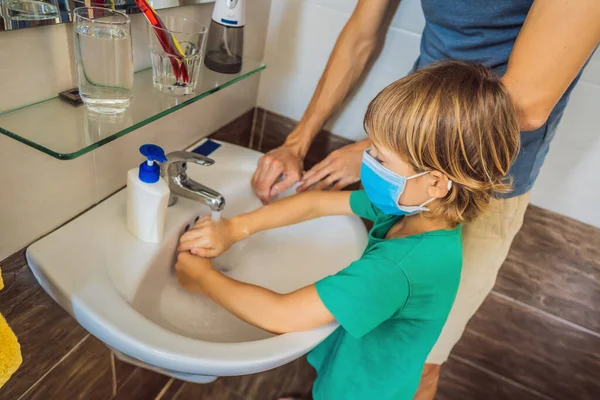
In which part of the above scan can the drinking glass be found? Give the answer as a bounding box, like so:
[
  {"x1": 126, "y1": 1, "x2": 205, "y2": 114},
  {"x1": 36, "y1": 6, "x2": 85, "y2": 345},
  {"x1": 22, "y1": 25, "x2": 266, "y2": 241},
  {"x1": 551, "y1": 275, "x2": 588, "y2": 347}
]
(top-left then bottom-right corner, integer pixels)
[
  {"x1": 148, "y1": 16, "x2": 207, "y2": 95},
  {"x1": 74, "y1": 7, "x2": 133, "y2": 114}
]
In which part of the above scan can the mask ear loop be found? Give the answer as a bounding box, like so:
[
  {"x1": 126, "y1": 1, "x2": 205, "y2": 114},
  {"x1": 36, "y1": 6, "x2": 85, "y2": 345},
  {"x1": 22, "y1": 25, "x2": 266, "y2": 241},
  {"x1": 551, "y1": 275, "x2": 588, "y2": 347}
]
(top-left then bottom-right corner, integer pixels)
[{"x1": 406, "y1": 170, "x2": 431, "y2": 180}]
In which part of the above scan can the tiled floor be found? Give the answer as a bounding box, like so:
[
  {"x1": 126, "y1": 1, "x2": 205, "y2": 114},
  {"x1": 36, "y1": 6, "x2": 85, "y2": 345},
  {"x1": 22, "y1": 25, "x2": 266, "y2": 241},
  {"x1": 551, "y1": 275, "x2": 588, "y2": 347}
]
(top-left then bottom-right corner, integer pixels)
[{"x1": 1, "y1": 109, "x2": 599, "y2": 400}]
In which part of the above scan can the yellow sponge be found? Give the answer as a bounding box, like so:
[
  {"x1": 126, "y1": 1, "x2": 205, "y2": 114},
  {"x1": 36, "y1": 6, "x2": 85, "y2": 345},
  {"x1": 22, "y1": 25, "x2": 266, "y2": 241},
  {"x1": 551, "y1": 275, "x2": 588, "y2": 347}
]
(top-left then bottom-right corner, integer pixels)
[{"x1": 0, "y1": 268, "x2": 22, "y2": 389}]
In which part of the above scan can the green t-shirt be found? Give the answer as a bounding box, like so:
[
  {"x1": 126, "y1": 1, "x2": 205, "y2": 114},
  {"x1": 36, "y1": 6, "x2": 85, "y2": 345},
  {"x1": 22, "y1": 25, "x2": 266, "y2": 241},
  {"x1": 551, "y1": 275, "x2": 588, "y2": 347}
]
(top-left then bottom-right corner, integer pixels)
[{"x1": 307, "y1": 190, "x2": 462, "y2": 400}]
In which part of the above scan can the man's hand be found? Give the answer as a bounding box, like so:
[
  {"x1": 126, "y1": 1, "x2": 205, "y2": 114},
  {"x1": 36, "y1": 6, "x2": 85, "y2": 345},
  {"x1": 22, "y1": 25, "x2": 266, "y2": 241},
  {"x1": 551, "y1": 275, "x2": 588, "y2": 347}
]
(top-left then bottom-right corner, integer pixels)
[
  {"x1": 250, "y1": 0, "x2": 392, "y2": 202},
  {"x1": 251, "y1": 144, "x2": 303, "y2": 204},
  {"x1": 297, "y1": 139, "x2": 369, "y2": 192}
]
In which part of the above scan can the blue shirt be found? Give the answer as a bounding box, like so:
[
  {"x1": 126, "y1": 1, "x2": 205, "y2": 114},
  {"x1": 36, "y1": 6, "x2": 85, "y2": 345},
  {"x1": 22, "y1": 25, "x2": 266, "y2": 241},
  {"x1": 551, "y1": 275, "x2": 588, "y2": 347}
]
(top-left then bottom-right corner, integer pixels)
[{"x1": 415, "y1": 0, "x2": 586, "y2": 197}]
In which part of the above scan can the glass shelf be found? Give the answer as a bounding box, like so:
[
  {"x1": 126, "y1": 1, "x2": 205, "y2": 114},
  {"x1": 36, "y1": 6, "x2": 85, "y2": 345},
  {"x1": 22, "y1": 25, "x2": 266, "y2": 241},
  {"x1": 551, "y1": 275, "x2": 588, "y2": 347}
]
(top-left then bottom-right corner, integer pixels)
[{"x1": 0, "y1": 57, "x2": 265, "y2": 160}]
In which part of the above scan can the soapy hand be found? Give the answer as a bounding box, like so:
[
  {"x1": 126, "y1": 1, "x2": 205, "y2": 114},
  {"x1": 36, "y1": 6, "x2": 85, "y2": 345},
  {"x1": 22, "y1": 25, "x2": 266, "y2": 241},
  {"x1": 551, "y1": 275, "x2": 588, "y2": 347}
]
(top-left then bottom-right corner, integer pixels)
[
  {"x1": 252, "y1": 145, "x2": 304, "y2": 204},
  {"x1": 178, "y1": 216, "x2": 244, "y2": 258},
  {"x1": 175, "y1": 251, "x2": 213, "y2": 292}
]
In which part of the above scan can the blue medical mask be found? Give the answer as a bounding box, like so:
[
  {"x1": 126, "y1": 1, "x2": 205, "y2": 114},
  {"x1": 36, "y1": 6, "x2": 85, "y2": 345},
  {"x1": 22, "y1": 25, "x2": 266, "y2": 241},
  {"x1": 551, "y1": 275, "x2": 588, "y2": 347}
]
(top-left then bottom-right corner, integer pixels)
[{"x1": 360, "y1": 149, "x2": 452, "y2": 216}]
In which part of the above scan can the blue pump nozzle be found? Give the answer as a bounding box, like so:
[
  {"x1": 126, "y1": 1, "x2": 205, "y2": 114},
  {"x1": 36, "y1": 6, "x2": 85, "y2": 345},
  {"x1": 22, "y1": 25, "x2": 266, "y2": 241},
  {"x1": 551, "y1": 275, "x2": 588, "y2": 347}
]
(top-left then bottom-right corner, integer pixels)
[{"x1": 138, "y1": 144, "x2": 167, "y2": 183}]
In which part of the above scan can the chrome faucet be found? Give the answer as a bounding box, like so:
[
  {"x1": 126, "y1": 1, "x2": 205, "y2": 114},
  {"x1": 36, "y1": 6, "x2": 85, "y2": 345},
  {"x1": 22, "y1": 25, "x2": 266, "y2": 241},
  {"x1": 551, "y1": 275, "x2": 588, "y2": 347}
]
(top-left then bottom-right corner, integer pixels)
[{"x1": 161, "y1": 151, "x2": 225, "y2": 212}]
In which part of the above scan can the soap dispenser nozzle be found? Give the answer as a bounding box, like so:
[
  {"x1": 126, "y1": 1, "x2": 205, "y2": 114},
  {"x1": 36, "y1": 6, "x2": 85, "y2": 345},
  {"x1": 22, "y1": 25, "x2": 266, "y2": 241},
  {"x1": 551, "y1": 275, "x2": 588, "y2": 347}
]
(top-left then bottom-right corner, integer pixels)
[{"x1": 138, "y1": 144, "x2": 167, "y2": 184}]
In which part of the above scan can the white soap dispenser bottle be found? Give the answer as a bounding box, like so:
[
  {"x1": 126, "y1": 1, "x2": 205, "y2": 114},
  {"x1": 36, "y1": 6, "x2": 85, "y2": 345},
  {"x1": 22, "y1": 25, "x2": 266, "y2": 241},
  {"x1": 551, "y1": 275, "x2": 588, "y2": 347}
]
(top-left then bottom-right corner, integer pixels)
[{"x1": 127, "y1": 144, "x2": 170, "y2": 243}]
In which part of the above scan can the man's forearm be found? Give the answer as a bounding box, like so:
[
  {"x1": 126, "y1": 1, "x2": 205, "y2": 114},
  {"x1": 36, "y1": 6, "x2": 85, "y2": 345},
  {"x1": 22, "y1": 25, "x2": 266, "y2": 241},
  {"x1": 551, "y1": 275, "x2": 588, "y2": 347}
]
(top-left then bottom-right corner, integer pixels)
[
  {"x1": 286, "y1": 28, "x2": 378, "y2": 156},
  {"x1": 502, "y1": 0, "x2": 600, "y2": 131},
  {"x1": 285, "y1": 0, "x2": 392, "y2": 157}
]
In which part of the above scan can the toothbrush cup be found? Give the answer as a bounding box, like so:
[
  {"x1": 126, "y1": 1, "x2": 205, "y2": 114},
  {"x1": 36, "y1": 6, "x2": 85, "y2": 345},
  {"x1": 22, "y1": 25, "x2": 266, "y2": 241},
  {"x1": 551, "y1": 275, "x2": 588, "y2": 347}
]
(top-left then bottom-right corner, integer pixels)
[{"x1": 147, "y1": 16, "x2": 208, "y2": 95}]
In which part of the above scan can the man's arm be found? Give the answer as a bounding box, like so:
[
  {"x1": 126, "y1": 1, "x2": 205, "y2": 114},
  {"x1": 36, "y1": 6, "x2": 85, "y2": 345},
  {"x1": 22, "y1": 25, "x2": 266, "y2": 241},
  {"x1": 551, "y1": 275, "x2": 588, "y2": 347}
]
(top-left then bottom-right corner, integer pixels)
[
  {"x1": 502, "y1": 0, "x2": 600, "y2": 131},
  {"x1": 252, "y1": 0, "x2": 395, "y2": 202},
  {"x1": 285, "y1": 0, "x2": 394, "y2": 157}
]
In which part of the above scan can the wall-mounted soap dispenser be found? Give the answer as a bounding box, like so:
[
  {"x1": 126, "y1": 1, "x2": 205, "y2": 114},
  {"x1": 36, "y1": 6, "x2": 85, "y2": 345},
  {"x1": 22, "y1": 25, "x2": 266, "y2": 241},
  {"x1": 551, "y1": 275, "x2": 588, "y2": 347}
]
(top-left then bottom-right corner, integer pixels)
[{"x1": 204, "y1": 0, "x2": 245, "y2": 74}]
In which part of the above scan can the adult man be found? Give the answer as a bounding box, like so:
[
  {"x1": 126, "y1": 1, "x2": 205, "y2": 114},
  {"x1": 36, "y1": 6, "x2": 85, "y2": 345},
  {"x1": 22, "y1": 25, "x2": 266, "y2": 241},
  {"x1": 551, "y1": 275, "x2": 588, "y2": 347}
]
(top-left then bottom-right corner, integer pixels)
[{"x1": 252, "y1": 1, "x2": 600, "y2": 398}]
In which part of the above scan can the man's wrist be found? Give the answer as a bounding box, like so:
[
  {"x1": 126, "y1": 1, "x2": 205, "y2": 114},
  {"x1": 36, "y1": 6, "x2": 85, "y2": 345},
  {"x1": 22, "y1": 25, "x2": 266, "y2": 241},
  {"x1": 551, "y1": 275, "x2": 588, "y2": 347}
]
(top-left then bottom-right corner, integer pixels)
[
  {"x1": 283, "y1": 135, "x2": 311, "y2": 159},
  {"x1": 284, "y1": 122, "x2": 322, "y2": 158}
]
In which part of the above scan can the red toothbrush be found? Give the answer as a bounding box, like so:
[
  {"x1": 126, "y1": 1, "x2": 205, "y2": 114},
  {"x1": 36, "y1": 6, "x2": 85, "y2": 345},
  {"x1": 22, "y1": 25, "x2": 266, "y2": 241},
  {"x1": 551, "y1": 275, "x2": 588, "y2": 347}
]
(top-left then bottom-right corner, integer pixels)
[{"x1": 132, "y1": 0, "x2": 190, "y2": 83}]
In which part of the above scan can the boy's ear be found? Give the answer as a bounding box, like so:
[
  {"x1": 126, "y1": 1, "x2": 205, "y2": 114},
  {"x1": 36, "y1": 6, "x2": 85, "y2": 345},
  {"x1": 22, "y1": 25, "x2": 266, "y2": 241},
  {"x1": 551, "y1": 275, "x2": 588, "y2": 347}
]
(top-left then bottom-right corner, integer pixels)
[{"x1": 427, "y1": 171, "x2": 452, "y2": 199}]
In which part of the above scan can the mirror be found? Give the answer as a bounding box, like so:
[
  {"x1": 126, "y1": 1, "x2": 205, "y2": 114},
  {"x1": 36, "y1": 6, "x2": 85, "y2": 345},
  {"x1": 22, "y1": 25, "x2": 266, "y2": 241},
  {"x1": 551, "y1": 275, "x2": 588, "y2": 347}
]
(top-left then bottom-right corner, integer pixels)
[{"x1": 0, "y1": 0, "x2": 214, "y2": 31}]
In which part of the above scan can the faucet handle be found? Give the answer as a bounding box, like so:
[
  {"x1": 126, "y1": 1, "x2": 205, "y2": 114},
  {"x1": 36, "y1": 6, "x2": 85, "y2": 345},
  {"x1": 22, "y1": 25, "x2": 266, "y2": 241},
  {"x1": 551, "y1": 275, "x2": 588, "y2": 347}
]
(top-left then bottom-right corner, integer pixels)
[
  {"x1": 161, "y1": 151, "x2": 215, "y2": 179},
  {"x1": 164, "y1": 151, "x2": 215, "y2": 167}
]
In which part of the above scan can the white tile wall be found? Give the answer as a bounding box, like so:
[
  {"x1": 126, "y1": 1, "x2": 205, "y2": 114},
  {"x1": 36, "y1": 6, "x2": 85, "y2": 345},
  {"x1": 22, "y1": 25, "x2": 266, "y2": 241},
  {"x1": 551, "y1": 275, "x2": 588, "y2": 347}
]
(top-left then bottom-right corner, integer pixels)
[
  {"x1": 257, "y1": 0, "x2": 347, "y2": 126},
  {"x1": 531, "y1": 81, "x2": 600, "y2": 228},
  {"x1": 581, "y1": 47, "x2": 600, "y2": 86},
  {"x1": 0, "y1": 1, "x2": 271, "y2": 261},
  {"x1": 257, "y1": 0, "x2": 600, "y2": 227},
  {"x1": 389, "y1": 0, "x2": 426, "y2": 35},
  {"x1": 305, "y1": 0, "x2": 425, "y2": 34}
]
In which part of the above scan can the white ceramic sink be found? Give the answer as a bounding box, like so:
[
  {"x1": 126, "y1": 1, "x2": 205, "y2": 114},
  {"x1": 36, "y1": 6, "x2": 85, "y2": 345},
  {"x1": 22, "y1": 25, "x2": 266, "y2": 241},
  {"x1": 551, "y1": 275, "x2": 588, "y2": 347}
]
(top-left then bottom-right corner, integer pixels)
[{"x1": 26, "y1": 140, "x2": 368, "y2": 382}]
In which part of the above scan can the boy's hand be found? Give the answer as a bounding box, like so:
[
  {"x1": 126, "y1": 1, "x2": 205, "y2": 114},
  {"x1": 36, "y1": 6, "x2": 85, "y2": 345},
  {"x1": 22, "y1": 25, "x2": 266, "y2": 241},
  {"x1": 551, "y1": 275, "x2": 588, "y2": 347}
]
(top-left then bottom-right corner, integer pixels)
[
  {"x1": 178, "y1": 216, "x2": 246, "y2": 258},
  {"x1": 175, "y1": 251, "x2": 213, "y2": 292}
]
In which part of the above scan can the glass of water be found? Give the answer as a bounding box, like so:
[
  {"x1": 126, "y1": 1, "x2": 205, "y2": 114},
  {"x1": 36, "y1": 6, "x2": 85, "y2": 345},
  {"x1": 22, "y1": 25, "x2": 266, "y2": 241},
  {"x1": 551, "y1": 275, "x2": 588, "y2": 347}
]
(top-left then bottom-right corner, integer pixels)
[
  {"x1": 148, "y1": 16, "x2": 207, "y2": 95},
  {"x1": 73, "y1": 7, "x2": 133, "y2": 114}
]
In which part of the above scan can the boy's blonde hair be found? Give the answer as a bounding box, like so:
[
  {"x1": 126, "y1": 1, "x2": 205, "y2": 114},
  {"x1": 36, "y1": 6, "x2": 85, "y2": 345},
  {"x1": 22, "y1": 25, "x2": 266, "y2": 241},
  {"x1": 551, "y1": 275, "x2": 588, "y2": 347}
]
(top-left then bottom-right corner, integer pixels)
[{"x1": 364, "y1": 60, "x2": 520, "y2": 224}]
